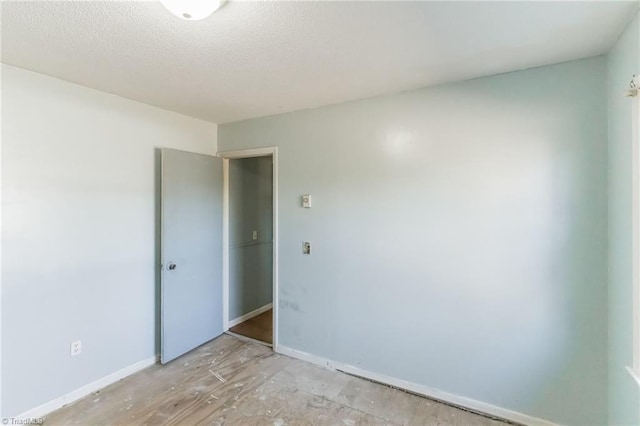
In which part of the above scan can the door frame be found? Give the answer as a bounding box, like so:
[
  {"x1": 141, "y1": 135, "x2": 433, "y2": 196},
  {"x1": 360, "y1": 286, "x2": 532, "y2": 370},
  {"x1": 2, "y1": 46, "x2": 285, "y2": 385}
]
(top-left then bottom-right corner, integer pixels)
[{"x1": 217, "y1": 147, "x2": 279, "y2": 351}]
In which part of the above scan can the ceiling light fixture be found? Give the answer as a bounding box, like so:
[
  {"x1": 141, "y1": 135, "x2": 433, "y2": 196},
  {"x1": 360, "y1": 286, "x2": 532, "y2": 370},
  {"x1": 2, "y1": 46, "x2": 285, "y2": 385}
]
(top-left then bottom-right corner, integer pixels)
[{"x1": 159, "y1": 0, "x2": 223, "y2": 21}]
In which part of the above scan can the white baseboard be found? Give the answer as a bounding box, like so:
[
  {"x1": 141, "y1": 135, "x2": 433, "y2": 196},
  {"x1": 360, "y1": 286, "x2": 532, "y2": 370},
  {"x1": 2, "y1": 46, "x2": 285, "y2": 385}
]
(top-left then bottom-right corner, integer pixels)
[
  {"x1": 277, "y1": 345, "x2": 557, "y2": 426},
  {"x1": 15, "y1": 356, "x2": 156, "y2": 419},
  {"x1": 228, "y1": 303, "x2": 272, "y2": 328}
]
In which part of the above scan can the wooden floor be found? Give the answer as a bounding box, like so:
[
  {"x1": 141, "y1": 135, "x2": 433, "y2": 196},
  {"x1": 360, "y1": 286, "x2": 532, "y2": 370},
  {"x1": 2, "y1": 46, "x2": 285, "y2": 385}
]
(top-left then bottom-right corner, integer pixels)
[
  {"x1": 45, "y1": 335, "x2": 511, "y2": 425},
  {"x1": 229, "y1": 309, "x2": 272, "y2": 344}
]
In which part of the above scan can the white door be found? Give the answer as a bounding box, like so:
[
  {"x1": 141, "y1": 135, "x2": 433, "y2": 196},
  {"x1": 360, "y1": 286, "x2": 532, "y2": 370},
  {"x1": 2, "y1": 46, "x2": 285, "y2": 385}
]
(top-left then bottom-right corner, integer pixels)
[{"x1": 160, "y1": 149, "x2": 223, "y2": 364}]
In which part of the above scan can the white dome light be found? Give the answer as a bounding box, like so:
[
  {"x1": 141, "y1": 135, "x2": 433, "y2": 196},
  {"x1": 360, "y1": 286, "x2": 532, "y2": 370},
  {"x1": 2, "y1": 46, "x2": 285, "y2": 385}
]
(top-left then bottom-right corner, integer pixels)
[{"x1": 159, "y1": 0, "x2": 223, "y2": 21}]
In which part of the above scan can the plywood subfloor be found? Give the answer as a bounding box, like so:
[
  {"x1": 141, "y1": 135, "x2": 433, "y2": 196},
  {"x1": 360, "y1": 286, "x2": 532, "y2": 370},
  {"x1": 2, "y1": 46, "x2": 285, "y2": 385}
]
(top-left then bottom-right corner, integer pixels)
[
  {"x1": 229, "y1": 308, "x2": 272, "y2": 344},
  {"x1": 44, "y1": 335, "x2": 512, "y2": 425}
]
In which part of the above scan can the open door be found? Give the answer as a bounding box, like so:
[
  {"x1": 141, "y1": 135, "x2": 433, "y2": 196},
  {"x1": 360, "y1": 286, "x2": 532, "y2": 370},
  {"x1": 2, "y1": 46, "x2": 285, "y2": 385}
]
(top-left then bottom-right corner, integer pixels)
[{"x1": 160, "y1": 148, "x2": 223, "y2": 364}]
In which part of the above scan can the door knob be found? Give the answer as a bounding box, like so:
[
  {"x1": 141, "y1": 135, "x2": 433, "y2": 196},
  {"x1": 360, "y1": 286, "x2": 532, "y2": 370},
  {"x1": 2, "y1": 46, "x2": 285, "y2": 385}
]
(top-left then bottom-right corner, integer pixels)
[{"x1": 168, "y1": 263, "x2": 177, "y2": 271}]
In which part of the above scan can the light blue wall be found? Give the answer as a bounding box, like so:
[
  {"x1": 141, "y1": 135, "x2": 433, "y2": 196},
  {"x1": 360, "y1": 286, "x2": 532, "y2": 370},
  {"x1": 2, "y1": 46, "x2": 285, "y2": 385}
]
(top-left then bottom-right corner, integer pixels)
[
  {"x1": 1, "y1": 65, "x2": 217, "y2": 416},
  {"x1": 219, "y1": 57, "x2": 609, "y2": 425},
  {"x1": 607, "y1": 12, "x2": 640, "y2": 426},
  {"x1": 229, "y1": 157, "x2": 273, "y2": 320}
]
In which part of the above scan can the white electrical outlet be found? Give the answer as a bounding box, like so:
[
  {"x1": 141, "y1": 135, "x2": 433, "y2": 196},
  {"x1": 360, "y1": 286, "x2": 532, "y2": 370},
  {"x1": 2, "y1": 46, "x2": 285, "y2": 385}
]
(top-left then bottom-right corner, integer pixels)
[
  {"x1": 252, "y1": 230, "x2": 258, "y2": 240},
  {"x1": 71, "y1": 340, "x2": 82, "y2": 356},
  {"x1": 302, "y1": 194, "x2": 311, "y2": 208}
]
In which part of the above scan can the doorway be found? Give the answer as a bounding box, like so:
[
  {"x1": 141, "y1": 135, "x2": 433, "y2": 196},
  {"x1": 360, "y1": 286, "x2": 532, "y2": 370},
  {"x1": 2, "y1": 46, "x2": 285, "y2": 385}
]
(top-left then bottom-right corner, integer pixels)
[
  {"x1": 219, "y1": 148, "x2": 278, "y2": 348},
  {"x1": 159, "y1": 147, "x2": 278, "y2": 363}
]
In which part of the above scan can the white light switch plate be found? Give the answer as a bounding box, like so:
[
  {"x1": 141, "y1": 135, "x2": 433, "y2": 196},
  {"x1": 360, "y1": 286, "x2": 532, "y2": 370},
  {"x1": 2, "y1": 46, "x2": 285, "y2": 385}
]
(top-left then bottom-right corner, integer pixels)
[{"x1": 302, "y1": 194, "x2": 311, "y2": 208}]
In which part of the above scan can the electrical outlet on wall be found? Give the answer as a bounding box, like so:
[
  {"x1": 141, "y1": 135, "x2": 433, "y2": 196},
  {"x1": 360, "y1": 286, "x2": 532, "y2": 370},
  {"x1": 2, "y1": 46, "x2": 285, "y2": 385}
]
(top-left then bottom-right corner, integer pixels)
[
  {"x1": 303, "y1": 241, "x2": 311, "y2": 255},
  {"x1": 71, "y1": 340, "x2": 82, "y2": 356},
  {"x1": 252, "y1": 230, "x2": 258, "y2": 240}
]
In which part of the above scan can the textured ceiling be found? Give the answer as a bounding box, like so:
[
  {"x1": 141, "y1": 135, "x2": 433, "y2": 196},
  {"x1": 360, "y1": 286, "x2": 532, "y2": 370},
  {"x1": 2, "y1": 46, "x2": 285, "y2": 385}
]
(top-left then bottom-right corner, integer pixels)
[{"x1": 1, "y1": 1, "x2": 638, "y2": 124}]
